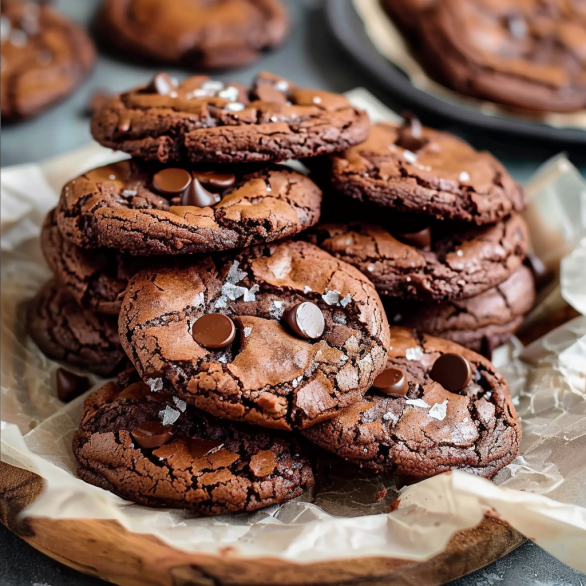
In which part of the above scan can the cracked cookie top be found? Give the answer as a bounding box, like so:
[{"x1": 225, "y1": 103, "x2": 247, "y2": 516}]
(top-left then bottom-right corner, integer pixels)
[
  {"x1": 304, "y1": 213, "x2": 529, "y2": 301},
  {"x1": 73, "y1": 379, "x2": 315, "y2": 515},
  {"x1": 98, "y1": 0, "x2": 289, "y2": 70},
  {"x1": 320, "y1": 121, "x2": 526, "y2": 225},
  {"x1": 302, "y1": 327, "x2": 521, "y2": 479},
  {"x1": 90, "y1": 71, "x2": 370, "y2": 164},
  {"x1": 56, "y1": 159, "x2": 322, "y2": 256},
  {"x1": 1, "y1": 1, "x2": 95, "y2": 121},
  {"x1": 119, "y1": 240, "x2": 391, "y2": 430},
  {"x1": 26, "y1": 280, "x2": 126, "y2": 377}
]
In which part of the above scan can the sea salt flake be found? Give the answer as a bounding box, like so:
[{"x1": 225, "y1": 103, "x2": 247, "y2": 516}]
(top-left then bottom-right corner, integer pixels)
[
  {"x1": 512, "y1": 395, "x2": 520, "y2": 406},
  {"x1": 202, "y1": 80, "x2": 224, "y2": 92},
  {"x1": 218, "y1": 86, "x2": 239, "y2": 101},
  {"x1": 147, "y1": 378, "x2": 163, "y2": 392},
  {"x1": 456, "y1": 249, "x2": 463, "y2": 257},
  {"x1": 383, "y1": 412, "x2": 398, "y2": 423},
  {"x1": 172, "y1": 397, "x2": 187, "y2": 412},
  {"x1": 214, "y1": 295, "x2": 228, "y2": 308},
  {"x1": 109, "y1": 174, "x2": 116, "y2": 180},
  {"x1": 225, "y1": 102, "x2": 245, "y2": 112},
  {"x1": 269, "y1": 300, "x2": 285, "y2": 319},
  {"x1": 463, "y1": 417, "x2": 470, "y2": 423},
  {"x1": 243, "y1": 326, "x2": 252, "y2": 338},
  {"x1": 218, "y1": 355, "x2": 228, "y2": 364},
  {"x1": 274, "y1": 80, "x2": 289, "y2": 92},
  {"x1": 405, "y1": 398, "x2": 430, "y2": 409},
  {"x1": 339, "y1": 293, "x2": 352, "y2": 307},
  {"x1": 367, "y1": 264, "x2": 375, "y2": 272},
  {"x1": 403, "y1": 150, "x2": 418, "y2": 164},
  {"x1": 270, "y1": 116, "x2": 279, "y2": 122},
  {"x1": 303, "y1": 285, "x2": 312, "y2": 293},
  {"x1": 287, "y1": 469, "x2": 294, "y2": 476},
  {"x1": 459, "y1": 171, "x2": 471, "y2": 182},
  {"x1": 226, "y1": 261, "x2": 247, "y2": 284},
  {"x1": 322, "y1": 290, "x2": 341, "y2": 305},
  {"x1": 332, "y1": 313, "x2": 347, "y2": 325},
  {"x1": 428, "y1": 399, "x2": 448, "y2": 421},
  {"x1": 243, "y1": 284, "x2": 260, "y2": 302},
  {"x1": 159, "y1": 405, "x2": 180, "y2": 426},
  {"x1": 313, "y1": 96, "x2": 322, "y2": 104},
  {"x1": 222, "y1": 282, "x2": 247, "y2": 300},
  {"x1": 457, "y1": 279, "x2": 466, "y2": 286},
  {"x1": 405, "y1": 346, "x2": 423, "y2": 360},
  {"x1": 121, "y1": 189, "x2": 137, "y2": 197}
]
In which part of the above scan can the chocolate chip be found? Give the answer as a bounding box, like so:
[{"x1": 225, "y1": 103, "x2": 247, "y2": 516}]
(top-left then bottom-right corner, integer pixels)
[
  {"x1": 372, "y1": 367, "x2": 408, "y2": 396},
  {"x1": 144, "y1": 73, "x2": 177, "y2": 96},
  {"x1": 282, "y1": 302, "x2": 325, "y2": 340},
  {"x1": 192, "y1": 170, "x2": 236, "y2": 191},
  {"x1": 480, "y1": 336, "x2": 494, "y2": 362},
  {"x1": 255, "y1": 83, "x2": 287, "y2": 103},
  {"x1": 192, "y1": 313, "x2": 236, "y2": 349},
  {"x1": 131, "y1": 422, "x2": 175, "y2": 449},
  {"x1": 181, "y1": 177, "x2": 219, "y2": 207},
  {"x1": 56, "y1": 368, "x2": 90, "y2": 403},
  {"x1": 153, "y1": 168, "x2": 192, "y2": 196},
  {"x1": 187, "y1": 438, "x2": 224, "y2": 459},
  {"x1": 397, "y1": 112, "x2": 428, "y2": 151},
  {"x1": 396, "y1": 227, "x2": 431, "y2": 250},
  {"x1": 430, "y1": 353, "x2": 472, "y2": 391}
]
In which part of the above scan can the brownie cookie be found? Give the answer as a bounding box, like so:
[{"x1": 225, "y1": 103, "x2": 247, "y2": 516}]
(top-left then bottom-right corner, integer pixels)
[
  {"x1": 321, "y1": 120, "x2": 526, "y2": 225},
  {"x1": 388, "y1": 265, "x2": 535, "y2": 354},
  {"x1": 56, "y1": 159, "x2": 322, "y2": 256},
  {"x1": 98, "y1": 0, "x2": 289, "y2": 70},
  {"x1": 74, "y1": 380, "x2": 314, "y2": 515},
  {"x1": 305, "y1": 213, "x2": 528, "y2": 301},
  {"x1": 1, "y1": 1, "x2": 95, "y2": 121},
  {"x1": 26, "y1": 280, "x2": 126, "y2": 377},
  {"x1": 303, "y1": 327, "x2": 521, "y2": 479},
  {"x1": 91, "y1": 71, "x2": 370, "y2": 164},
  {"x1": 119, "y1": 240, "x2": 391, "y2": 430},
  {"x1": 383, "y1": 0, "x2": 586, "y2": 113}
]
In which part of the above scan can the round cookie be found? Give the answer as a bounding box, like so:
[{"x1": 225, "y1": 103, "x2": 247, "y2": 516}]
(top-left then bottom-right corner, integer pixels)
[
  {"x1": 322, "y1": 120, "x2": 526, "y2": 225},
  {"x1": 98, "y1": 0, "x2": 289, "y2": 70},
  {"x1": 91, "y1": 71, "x2": 370, "y2": 164},
  {"x1": 26, "y1": 280, "x2": 126, "y2": 377},
  {"x1": 388, "y1": 265, "x2": 535, "y2": 354},
  {"x1": 304, "y1": 213, "x2": 529, "y2": 301},
  {"x1": 57, "y1": 160, "x2": 322, "y2": 256},
  {"x1": 382, "y1": 0, "x2": 586, "y2": 113},
  {"x1": 73, "y1": 379, "x2": 314, "y2": 515},
  {"x1": 119, "y1": 240, "x2": 391, "y2": 430},
  {"x1": 302, "y1": 327, "x2": 521, "y2": 479},
  {"x1": 1, "y1": 1, "x2": 95, "y2": 121}
]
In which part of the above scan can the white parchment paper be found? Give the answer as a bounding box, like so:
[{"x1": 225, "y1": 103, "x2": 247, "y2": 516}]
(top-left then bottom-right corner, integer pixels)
[{"x1": 2, "y1": 91, "x2": 586, "y2": 572}]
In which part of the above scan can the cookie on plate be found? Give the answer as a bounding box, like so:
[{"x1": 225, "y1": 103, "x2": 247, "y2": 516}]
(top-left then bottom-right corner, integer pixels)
[
  {"x1": 388, "y1": 265, "x2": 535, "y2": 356},
  {"x1": 303, "y1": 327, "x2": 521, "y2": 479},
  {"x1": 74, "y1": 379, "x2": 314, "y2": 515},
  {"x1": 91, "y1": 71, "x2": 370, "y2": 164},
  {"x1": 1, "y1": 1, "x2": 95, "y2": 121},
  {"x1": 119, "y1": 240, "x2": 391, "y2": 430},
  {"x1": 320, "y1": 119, "x2": 526, "y2": 225},
  {"x1": 382, "y1": 0, "x2": 586, "y2": 113},
  {"x1": 57, "y1": 160, "x2": 322, "y2": 255},
  {"x1": 26, "y1": 281, "x2": 126, "y2": 377},
  {"x1": 304, "y1": 213, "x2": 528, "y2": 301},
  {"x1": 98, "y1": 0, "x2": 289, "y2": 70}
]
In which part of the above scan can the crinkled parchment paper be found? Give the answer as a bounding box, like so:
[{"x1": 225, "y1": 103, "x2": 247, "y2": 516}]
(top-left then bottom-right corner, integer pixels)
[
  {"x1": 353, "y1": 0, "x2": 586, "y2": 130},
  {"x1": 2, "y1": 91, "x2": 586, "y2": 571}
]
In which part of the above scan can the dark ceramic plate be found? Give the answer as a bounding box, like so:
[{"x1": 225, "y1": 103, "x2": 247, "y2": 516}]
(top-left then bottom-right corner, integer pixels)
[{"x1": 324, "y1": 0, "x2": 586, "y2": 145}]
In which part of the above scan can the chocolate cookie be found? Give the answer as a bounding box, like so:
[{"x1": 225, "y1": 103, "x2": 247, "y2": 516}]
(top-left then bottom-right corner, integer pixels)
[
  {"x1": 98, "y1": 0, "x2": 289, "y2": 70},
  {"x1": 74, "y1": 380, "x2": 314, "y2": 515},
  {"x1": 91, "y1": 71, "x2": 370, "y2": 164},
  {"x1": 119, "y1": 240, "x2": 391, "y2": 430},
  {"x1": 303, "y1": 327, "x2": 521, "y2": 479},
  {"x1": 382, "y1": 0, "x2": 586, "y2": 113},
  {"x1": 305, "y1": 213, "x2": 528, "y2": 301},
  {"x1": 56, "y1": 160, "x2": 322, "y2": 256},
  {"x1": 388, "y1": 265, "x2": 535, "y2": 354},
  {"x1": 26, "y1": 280, "x2": 126, "y2": 377},
  {"x1": 1, "y1": 1, "x2": 95, "y2": 121},
  {"x1": 321, "y1": 120, "x2": 526, "y2": 225}
]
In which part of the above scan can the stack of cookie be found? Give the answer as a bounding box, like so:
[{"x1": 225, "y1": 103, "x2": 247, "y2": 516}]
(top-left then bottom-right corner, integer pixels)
[
  {"x1": 306, "y1": 118, "x2": 536, "y2": 359},
  {"x1": 27, "y1": 72, "x2": 522, "y2": 515}
]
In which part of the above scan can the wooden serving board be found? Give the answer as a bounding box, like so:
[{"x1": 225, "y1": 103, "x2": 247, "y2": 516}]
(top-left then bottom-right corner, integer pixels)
[{"x1": 0, "y1": 461, "x2": 524, "y2": 586}]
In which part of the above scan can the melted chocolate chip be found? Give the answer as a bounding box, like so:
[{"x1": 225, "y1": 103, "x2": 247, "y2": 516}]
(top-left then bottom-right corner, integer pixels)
[
  {"x1": 480, "y1": 336, "x2": 494, "y2": 362},
  {"x1": 397, "y1": 113, "x2": 428, "y2": 151},
  {"x1": 192, "y1": 170, "x2": 235, "y2": 191},
  {"x1": 131, "y1": 422, "x2": 175, "y2": 449},
  {"x1": 523, "y1": 252, "x2": 551, "y2": 290},
  {"x1": 187, "y1": 438, "x2": 224, "y2": 459},
  {"x1": 372, "y1": 367, "x2": 408, "y2": 396},
  {"x1": 282, "y1": 302, "x2": 325, "y2": 340},
  {"x1": 255, "y1": 83, "x2": 287, "y2": 103},
  {"x1": 144, "y1": 73, "x2": 177, "y2": 96},
  {"x1": 153, "y1": 168, "x2": 192, "y2": 196},
  {"x1": 430, "y1": 354, "x2": 472, "y2": 392},
  {"x1": 396, "y1": 227, "x2": 431, "y2": 250},
  {"x1": 192, "y1": 313, "x2": 236, "y2": 349},
  {"x1": 181, "y1": 177, "x2": 219, "y2": 207},
  {"x1": 56, "y1": 368, "x2": 90, "y2": 403}
]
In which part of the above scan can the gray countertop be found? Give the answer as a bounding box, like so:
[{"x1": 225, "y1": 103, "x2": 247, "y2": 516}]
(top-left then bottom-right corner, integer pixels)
[{"x1": 1, "y1": 0, "x2": 585, "y2": 584}]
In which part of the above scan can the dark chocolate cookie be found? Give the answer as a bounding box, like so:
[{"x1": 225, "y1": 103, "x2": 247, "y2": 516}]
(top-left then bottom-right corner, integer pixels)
[
  {"x1": 388, "y1": 265, "x2": 535, "y2": 354},
  {"x1": 305, "y1": 213, "x2": 528, "y2": 301},
  {"x1": 382, "y1": 0, "x2": 586, "y2": 113},
  {"x1": 56, "y1": 160, "x2": 322, "y2": 256},
  {"x1": 26, "y1": 280, "x2": 126, "y2": 377},
  {"x1": 303, "y1": 327, "x2": 521, "y2": 479},
  {"x1": 98, "y1": 0, "x2": 289, "y2": 70},
  {"x1": 1, "y1": 1, "x2": 95, "y2": 121},
  {"x1": 91, "y1": 71, "x2": 370, "y2": 164},
  {"x1": 74, "y1": 380, "x2": 314, "y2": 515},
  {"x1": 119, "y1": 240, "x2": 391, "y2": 430},
  {"x1": 321, "y1": 120, "x2": 526, "y2": 225}
]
